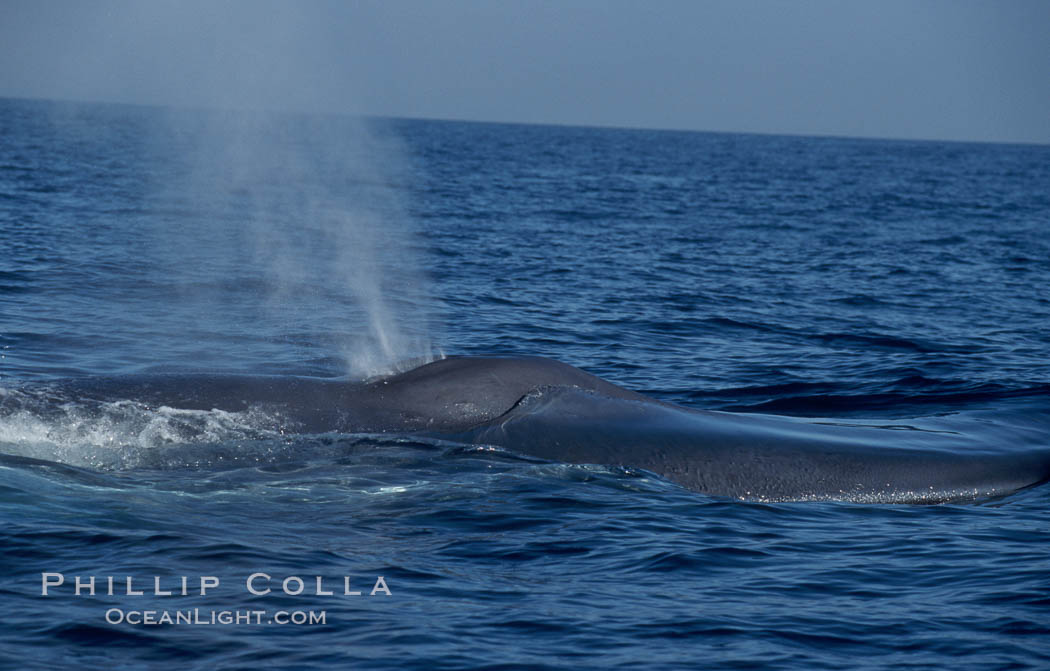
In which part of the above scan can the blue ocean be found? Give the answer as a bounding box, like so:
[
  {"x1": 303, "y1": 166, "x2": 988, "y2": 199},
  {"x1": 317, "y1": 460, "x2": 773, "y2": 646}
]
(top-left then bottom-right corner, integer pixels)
[{"x1": 1, "y1": 97, "x2": 1049, "y2": 669}]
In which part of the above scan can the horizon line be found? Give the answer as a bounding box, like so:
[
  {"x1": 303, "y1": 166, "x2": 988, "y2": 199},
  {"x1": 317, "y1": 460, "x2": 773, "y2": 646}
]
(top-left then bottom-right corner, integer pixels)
[{"x1": 3, "y1": 93, "x2": 1047, "y2": 150}]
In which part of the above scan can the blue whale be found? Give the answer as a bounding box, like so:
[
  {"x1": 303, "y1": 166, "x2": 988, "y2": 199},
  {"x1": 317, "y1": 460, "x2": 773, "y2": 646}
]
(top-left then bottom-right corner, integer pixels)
[{"x1": 58, "y1": 355, "x2": 1050, "y2": 503}]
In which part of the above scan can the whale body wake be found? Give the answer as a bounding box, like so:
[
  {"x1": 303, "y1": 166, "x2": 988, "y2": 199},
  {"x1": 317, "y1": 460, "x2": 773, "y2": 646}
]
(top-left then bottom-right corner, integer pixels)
[{"x1": 5, "y1": 356, "x2": 1050, "y2": 503}]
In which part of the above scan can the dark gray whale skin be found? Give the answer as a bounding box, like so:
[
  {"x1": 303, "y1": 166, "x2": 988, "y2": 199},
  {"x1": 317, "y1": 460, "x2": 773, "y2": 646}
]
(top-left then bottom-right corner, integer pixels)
[{"x1": 68, "y1": 356, "x2": 1050, "y2": 503}]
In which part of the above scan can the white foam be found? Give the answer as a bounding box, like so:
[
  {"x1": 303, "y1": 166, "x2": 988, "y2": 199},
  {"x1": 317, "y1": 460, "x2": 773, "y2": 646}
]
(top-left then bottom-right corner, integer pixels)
[{"x1": 0, "y1": 395, "x2": 283, "y2": 470}]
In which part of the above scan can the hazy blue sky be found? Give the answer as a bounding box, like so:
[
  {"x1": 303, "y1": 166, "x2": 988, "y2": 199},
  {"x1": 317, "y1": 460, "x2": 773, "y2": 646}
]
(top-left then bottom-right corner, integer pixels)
[{"x1": 1, "y1": 0, "x2": 1047, "y2": 143}]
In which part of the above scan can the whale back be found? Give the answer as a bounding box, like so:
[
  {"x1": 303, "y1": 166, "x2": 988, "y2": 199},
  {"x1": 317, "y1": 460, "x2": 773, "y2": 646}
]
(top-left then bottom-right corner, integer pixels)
[
  {"x1": 354, "y1": 356, "x2": 651, "y2": 432},
  {"x1": 33, "y1": 355, "x2": 1050, "y2": 502},
  {"x1": 459, "y1": 385, "x2": 1050, "y2": 503}
]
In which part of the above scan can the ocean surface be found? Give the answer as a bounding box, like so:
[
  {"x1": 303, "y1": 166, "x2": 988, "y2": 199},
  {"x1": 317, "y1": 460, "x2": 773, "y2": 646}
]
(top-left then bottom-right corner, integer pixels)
[{"x1": 1, "y1": 96, "x2": 1049, "y2": 669}]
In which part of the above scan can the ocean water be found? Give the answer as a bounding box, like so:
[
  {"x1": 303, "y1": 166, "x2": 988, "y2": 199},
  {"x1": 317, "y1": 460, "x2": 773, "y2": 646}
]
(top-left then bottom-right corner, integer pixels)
[{"x1": 1, "y1": 97, "x2": 1049, "y2": 669}]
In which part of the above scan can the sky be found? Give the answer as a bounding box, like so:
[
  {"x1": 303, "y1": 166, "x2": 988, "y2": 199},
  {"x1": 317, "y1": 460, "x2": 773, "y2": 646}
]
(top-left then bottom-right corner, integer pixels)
[{"x1": 1, "y1": 0, "x2": 1047, "y2": 144}]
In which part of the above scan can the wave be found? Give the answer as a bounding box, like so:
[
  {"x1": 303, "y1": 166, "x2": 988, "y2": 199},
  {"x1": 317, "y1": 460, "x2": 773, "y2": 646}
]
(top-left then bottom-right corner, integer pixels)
[{"x1": 702, "y1": 380, "x2": 1050, "y2": 417}]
